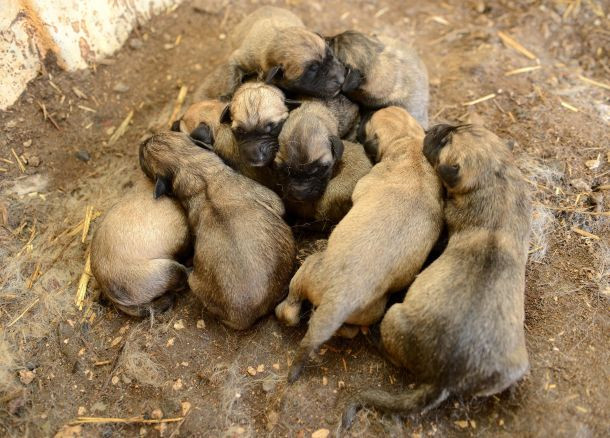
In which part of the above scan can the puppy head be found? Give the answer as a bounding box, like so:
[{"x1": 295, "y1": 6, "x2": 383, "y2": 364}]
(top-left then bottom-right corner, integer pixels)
[
  {"x1": 173, "y1": 100, "x2": 227, "y2": 144},
  {"x1": 358, "y1": 107, "x2": 424, "y2": 161},
  {"x1": 423, "y1": 124, "x2": 513, "y2": 193},
  {"x1": 265, "y1": 28, "x2": 345, "y2": 98},
  {"x1": 223, "y1": 82, "x2": 300, "y2": 167},
  {"x1": 139, "y1": 131, "x2": 203, "y2": 199},
  {"x1": 275, "y1": 113, "x2": 343, "y2": 201}
]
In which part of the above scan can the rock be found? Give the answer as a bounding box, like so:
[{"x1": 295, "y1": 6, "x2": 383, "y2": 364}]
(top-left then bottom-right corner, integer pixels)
[
  {"x1": 247, "y1": 366, "x2": 257, "y2": 376},
  {"x1": 23, "y1": 139, "x2": 32, "y2": 147},
  {"x1": 111, "y1": 375, "x2": 119, "y2": 385},
  {"x1": 77, "y1": 406, "x2": 87, "y2": 415},
  {"x1": 311, "y1": 428, "x2": 330, "y2": 438},
  {"x1": 113, "y1": 82, "x2": 130, "y2": 93},
  {"x1": 256, "y1": 364, "x2": 265, "y2": 373},
  {"x1": 26, "y1": 361, "x2": 37, "y2": 371},
  {"x1": 19, "y1": 369, "x2": 35, "y2": 385},
  {"x1": 172, "y1": 378, "x2": 183, "y2": 391},
  {"x1": 173, "y1": 320, "x2": 185, "y2": 330},
  {"x1": 75, "y1": 150, "x2": 91, "y2": 162},
  {"x1": 129, "y1": 38, "x2": 143, "y2": 49},
  {"x1": 54, "y1": 425, "x2": 82, "y2": 438},
  {"x1": 196, "y1": 319, "x2": 205, "y2": 329}
]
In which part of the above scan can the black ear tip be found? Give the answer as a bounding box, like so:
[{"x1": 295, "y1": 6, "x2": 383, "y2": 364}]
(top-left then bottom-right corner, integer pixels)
[
  {"x1": 330, "y1": 135, "x2": 344, "y2": 160},
  {"x1": 170, "y1": 120, "x2": 182, "y2": 132},
  {"x1": 220, "y1": 105, "x2": 232, "y2": 124}
]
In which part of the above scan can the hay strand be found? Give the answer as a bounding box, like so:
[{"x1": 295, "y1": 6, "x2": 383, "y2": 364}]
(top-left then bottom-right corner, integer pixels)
[
  {"x1": 68, "y1": 416, "x2": 184, "y2": 426},
  {"x1": 167, "y1": 85, "x2": 188, "y2": 128},
  {"x1": 498, "y1": 31, "x2": 537, "y2": 60},
  {"x1": 7, "y1": 298, "x2": 40, "y2": 327},
  {"x1": 578, "y1": 75, "x2": 610, "y2": 91},
  {"x1": 462, "y1": 93, "x2": 496, "y2": 106},
  {"x1": 11, "y1": 148, "x2": 25, "y2": 173},
  {"x1": 560, "y1": 101, "x2": 579, "y2": 112},
  {"x1": 108, "y1": 110, "x2": 134, "y2": 145},
  {"x1": 81, "y1": 205, "x2": 94, "y2": 243},
  {"x1": 505, "y1": 65, "x2": 541, "y2": 76},
  {"x1": 75, "y1": 252, "x2": 92, "y2": 310},
  {"x1": 571, "y1": 227, "x2": 600, "y2": 240}
]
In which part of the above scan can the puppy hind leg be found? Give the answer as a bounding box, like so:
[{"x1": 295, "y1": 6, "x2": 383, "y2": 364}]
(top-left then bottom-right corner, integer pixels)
[{"x1": 275, "y1": 253, "x2": 323, "y2": 326}]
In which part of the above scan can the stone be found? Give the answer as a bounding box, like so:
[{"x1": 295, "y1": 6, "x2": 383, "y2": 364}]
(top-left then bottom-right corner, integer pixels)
[{"x1": 75, "y1": 149, "x2": 90, "y2": 162}]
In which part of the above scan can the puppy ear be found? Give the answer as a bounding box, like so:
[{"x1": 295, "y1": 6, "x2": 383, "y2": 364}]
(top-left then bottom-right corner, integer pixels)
[
  {"x1": 170, "y1": 119, "x2": 182, "y2": 132},
  {"x1": 330, "y1": 136, "x2": 344, "y2": 161},
  {"x1": 265, "y1": 66, "x2": 284, "y2": 84},
  {"x1": 220, "y1": 105, "x2": 232, "y2": 124},
  {"x1": 154, "y1": 176, "x2": 170, "y2": 199},
  {"x1": 437, "y1": 164, "x2": 460, "y2": 188},
  {"x1": 284, "y1": 98, "x2": 301, "y2": 110},
  {"x1": 190, "y1": 122, "x2": 214, "y2": 146},
  {"x1": 342, "y1": 68, "x2": 364, "y2": 93}
]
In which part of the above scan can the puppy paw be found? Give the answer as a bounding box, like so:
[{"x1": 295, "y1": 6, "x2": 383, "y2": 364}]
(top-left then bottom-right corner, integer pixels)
[{"x1": 275, "y1": 300, "x2": 301, "y2": 326}]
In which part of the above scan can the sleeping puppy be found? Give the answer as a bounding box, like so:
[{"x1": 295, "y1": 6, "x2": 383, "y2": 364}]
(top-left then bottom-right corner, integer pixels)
[
  {"x1": 342, "y1": 124, "x2": 532, "y2": 426},
  {"x1": 274, "y1": 94, "x2": 359, "y2": 202},
  {"x1": 220, "y1": 82, "x2": 300, "y2": 167},
  {"x1": 283, "y1": 140, "x2": 372, "y2": 225},
  {"x1": 139, "y1": 131, "x2": 296, "y2": 330},
  {"x1": 226, "y1": 6, "x2": 345, "y2": 98},
  {"x1": 327, "y1": 30, "x2": 429, "y2": 127},
  {"x1": 173, "y1": 99, "x2": 277, "y2": 190},
  {"x1": 277, "y1": 107, "x2": 443, "y2": 381},
  {"x1": 90, "y1": 178, "x2": 190, "y2": 317}
]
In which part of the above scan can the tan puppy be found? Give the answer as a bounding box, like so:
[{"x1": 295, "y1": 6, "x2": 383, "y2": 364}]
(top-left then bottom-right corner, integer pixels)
[
  {"x1": 275, "y1": 95, "x2": 359, "y2": 201},
  {"x1": 90, "y1": 178, "x2": 190, "y2": 317},
  {"x1": 173, "y1": 99, "x2": 277, "y2": 190},
  {"x1": 220, "y1": 82, "x2": 300, "y2": 167},
  {"x1": 327, "y1": 31, "x2": 429, "y2": 127},
  {"x1": 277, "y1": 107, "x2": 443, "y2": 381},
  {"x1": 226, "y1": 7, "x2": 345, "y2": 98},
  {"x1": 139, "y1": 132, "x2": 295, "y2": 330},
  {"x1": 342, "y1": 124, "x2": 532, "y2": 425},
  {"x1": 283, "y1": 140, "x2": 371, "y2": 225}
]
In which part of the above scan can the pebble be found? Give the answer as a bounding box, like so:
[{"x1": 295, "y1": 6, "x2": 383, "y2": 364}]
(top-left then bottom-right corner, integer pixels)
[
  {"x1": 23, "y1": 139, "x2": 32, "y2": 147},
  {"x1": 113, "y1": 82, "x2": 130, "y2": 93},
  {"x1": 311, "y1": 428, "x2": 330, "y2": 438},
  {"x1": 262, "y1": 379, "x2": 276, "y2": 393},
  {"x1": 173, "y1": 320, "x2": 185, "y2": 330},
  {"x1": 181, "y1": 401, "x2": 192, "y2": 416},
  {"x1": 172, "y1": 378, "x2": 183, "y2": 390},
  {"x1": 247, "y1": 366, "x2": 257, "y2": 376},
  {"x1": 196, "y1": 319, "x2": 205, "y2": 329},
  {"x1": 75, "y1": 149, "x2": 91, "y2": 162},
  {"x1": 129, "y1": 38, "x2": 143, "y2": 49},
  {"x1": 19, "y1": 369, "x2": 35, "y2": 385}
]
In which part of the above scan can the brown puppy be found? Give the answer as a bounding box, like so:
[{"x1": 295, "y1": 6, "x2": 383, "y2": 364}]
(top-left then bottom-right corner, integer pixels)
[
  {"x1": 283, "y1": 140, "x2": 372, "y2": 225},
  {"x1": 139, "y1": 132, "x2": 295, "y2": 330},
  {"x1": 278, "y1": 107, "x2": 443, "y2": 381},
  {"x1": 90, "y1": 178, "x2": 190, "y2": 317},
  {"x1": 342, "y1": 124, "x2": 532, "y2": 426},
  {"x1": 274, "y1": 95, "x2": 359, "y2": 201},
  {"x1": 220, "y1": 82, "x2": 300, "y2": 167},
  {"x1": 327, "y1": 31, "x2": 429, "y2": 127},
  {"x1": 226, "y1": 7, "x2": 345, "y2": 98},
  {"x1": 173, "y1": 99, "x2": 277, "y2": 190}
]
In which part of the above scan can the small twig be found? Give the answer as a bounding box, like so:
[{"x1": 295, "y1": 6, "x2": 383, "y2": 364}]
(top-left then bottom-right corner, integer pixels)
[
  {"x1": 498, "y1": 31, "x2": 537, "y2": 60},
  {"x1": 75, "y1": 252, "x2": 92, "y2": 310},
  {"x1": 68, "y1": 416, "x2": 184, "y2": 426},
  {"x1": 535, "y1": 203, "x2": 609, "y2": 216},
  {"x1": 560, "y1": 101, "x2": 579, "y2": 112},
  {"x1": 94, "y1": 360, "x2": 112, "y2": 366},
  {"x1": 571, "y1": 227, "x2": 600, "y2": 240},
  {"x1": 505, "y1": 65, "x2": 541, "y2": 76},
  {"x1": 578, "y1": 74, "x2": 610, "y2": 91},
  {"x1": 11, "y1": 148, "x2": 25, "y2": 173},
  {"x1": 81, "y1": 205, "x2": 94, "y2": 243},
  {"x1": 108, "y1": 110, "x2": 134, "y2": 145}
]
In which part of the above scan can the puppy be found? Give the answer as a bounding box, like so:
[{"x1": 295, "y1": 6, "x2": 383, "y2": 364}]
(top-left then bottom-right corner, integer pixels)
[
  {"x1": 277, "y1": 107, "x2": 443, "y2": 381},
  {"x1": 90, "y1": 178, "x2": 190, "y2": 317},
  {"x1": 327, "y1": 31, "x2": 429, "y2": 127},
  {"x1": 139, "y1": 131, "x2": 296, "y2": 330},
  {"x1": 283, "y1": 140, "x2": 372, "y2": 225},
  {"x1": 342, "y1": 124, "x2": 532, "y2": 425},
  {"x1": 173, "y1": 99, "x2": 277, "y2": 190},
  {"x1": 274, "y1": 95, "x2": 359, "y2": 201},
  {"x1": 220, "y1": 82, "x2": 300, "y2": 167},
  {"x1": 226, "y1": 6, "x2": 345, "y2": 98}
]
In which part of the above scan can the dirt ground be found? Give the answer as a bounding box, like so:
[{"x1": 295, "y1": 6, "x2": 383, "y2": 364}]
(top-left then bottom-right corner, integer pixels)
[{"x1": 1, "y1": 0, "x2": 609, "y2": 437}]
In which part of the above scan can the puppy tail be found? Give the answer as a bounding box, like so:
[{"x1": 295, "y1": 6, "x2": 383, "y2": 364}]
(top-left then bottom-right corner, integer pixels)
[{"x1": 341, "y1": 385, "x2": 448, "y2": 429}]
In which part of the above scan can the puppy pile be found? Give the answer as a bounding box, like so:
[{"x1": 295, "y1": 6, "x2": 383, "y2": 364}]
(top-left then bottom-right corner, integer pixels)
[{"x1": 90, "y1": 6, "x2": 532, "y2": 425}]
